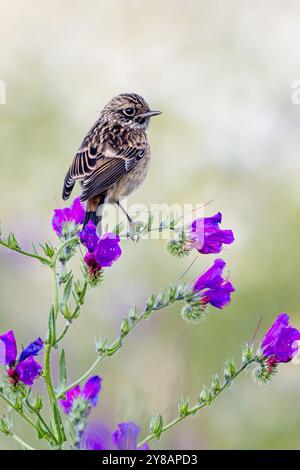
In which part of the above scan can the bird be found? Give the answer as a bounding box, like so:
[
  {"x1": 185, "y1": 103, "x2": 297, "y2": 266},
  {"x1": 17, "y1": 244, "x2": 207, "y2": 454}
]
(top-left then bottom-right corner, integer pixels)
[{"x1": 62, "y1": 93, "x2": 161, "y2": 232}]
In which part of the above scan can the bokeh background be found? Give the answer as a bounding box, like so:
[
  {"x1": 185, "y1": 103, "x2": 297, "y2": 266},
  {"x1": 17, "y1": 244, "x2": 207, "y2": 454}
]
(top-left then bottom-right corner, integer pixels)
[{"x1": 1, "y1": 0, "x2": 300, "y2": 450}]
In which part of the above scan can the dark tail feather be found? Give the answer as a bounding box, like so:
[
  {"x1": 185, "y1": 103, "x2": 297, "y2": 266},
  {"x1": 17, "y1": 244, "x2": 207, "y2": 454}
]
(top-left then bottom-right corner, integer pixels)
[{"x1": 83, "y1": 211, "x2": 101, "y2": 228}]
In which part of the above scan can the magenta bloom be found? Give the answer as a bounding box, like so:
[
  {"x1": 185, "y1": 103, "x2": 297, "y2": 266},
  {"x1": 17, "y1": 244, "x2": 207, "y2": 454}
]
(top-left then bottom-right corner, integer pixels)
[
  {"x1": 189, "y1": 212, "x2": 234, "y2": 255},
  {"x1": 80, "y1": 421, "x2": 149, "y2": 450},
  {"x1": 59, "y1": 376, "x2": 102, "y2": 414},
  {"x1": 94, "y1": 233, "x2": 122, "y2": 267},
  {"x1": 80, "y1": 221, "x2": 122, "y2": 271},
  {"x1": 113, "y1": 422, "x2": 149, "y2": 450},
  {"x1": 52, "y1": 197, "x2": 85, "y2": 235},
  {"x1": 0, "y1": 330, "x2": 43, "y2": 386},
  {"x1": 193, "y1": 258, "x2": 235, "y2": 309},
  {"x1": 80, "y1": 422, "x2": 113, "y2": 450},
  {"x1": 261, "y1": 313, "x2": 300, "y2": 364},
  {"x1": 80, "y1": 221, "x2": 99, "y2": 253}
]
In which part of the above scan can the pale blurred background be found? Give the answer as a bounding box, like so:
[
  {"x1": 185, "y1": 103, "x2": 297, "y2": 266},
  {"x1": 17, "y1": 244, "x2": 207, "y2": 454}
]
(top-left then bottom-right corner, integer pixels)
[{"x1": 1, "y1": 0, "x2": 300, "y2": 450}]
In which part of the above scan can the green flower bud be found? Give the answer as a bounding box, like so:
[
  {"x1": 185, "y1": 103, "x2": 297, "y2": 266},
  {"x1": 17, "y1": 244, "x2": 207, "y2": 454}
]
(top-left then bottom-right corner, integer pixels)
[
  {"x1": 150, "y1": 414, "x2": 164, "y2": 439},
  {"x1": 33, "y1": 393, "x2": 43, "y2": 412},
  {"x1": 128, "y1": 306, "x2": 137, "y2": 323},
  {"x1": 96, "y1": 336, "x2": 108, "y2": 354},
  {"x1": 242, "y1": 343, "x2": 253, "y2": 364},
  {"x1": 181, "y1": 302, "x2": 208, "y2": 324},
  {"x1": 224, "y1": 359, "x2": 236, "y2": 381},
  {"x1": 211, "y1": 374, "x2": 221, "y2": 394},
  {"x1": 120, "y1": 318, "x2": 130, "y2": 336},
  {"x1": 178, "y1": 398, "x2": 189, "y2": 417},
  {"x1": 198, "y1": 385, "x2": 212, "y2": 405},
  {"x1": 106, "y1": 338, "x2": 122, "y2": 357}
]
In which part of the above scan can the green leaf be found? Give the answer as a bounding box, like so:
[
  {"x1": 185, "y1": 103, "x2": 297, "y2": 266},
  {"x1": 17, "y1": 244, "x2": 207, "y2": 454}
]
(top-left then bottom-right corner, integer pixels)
[
  {"x1": 63, "y1": 275, "x2": 73, "y2": 303},
  {"x1": 58, "y1": 349, "x2": 67, "y2": 391},
  {"x1": 36, "y1": 418, "x2": 47, "y2": 440},
  {"x1": 48, "y1": 305, "x2": 56, "y2": 345},
  {"x1": 7, "y1": 232, "x2": 20, "y2": 250},
  {"x1": 53, "y1": 402, "x2": 66, "y2": 443}
]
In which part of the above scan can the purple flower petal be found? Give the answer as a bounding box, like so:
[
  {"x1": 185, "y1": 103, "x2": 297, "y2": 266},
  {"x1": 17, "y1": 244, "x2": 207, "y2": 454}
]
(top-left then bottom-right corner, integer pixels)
[
  {"x1": 52, "y1": 198, "x2": 85, "y2": 235},
  {"x1": 193, "y1": 259, "x2": 235, "y2": 310},
  {"x1": 15, "y1": 356, "x2": 42, "y2": 385},
  {"x1": 59, "y1": 385, "x2": 81, "y2": 414},
  {"x1": 18, "y1": 337, "x2": 44, "y2": 363},
  {"x1": 80, "y1": 422, "x2": 112, "y2": 450},
  {"x1": 94, "y1": 233, "x2": 122, "y2": 267},
  {"x1": 70, "y1": 197, "x2": 85, "y2": 225},
  {"x1": 193, "y1": 259, "x2": 226, "y2": 293},
  {"x1": 0, "y1": 330, "x2": 18, "y2": 365},
  {"x1": 190, "y1": 213, "x2": 234, "y2": 255},
  {"x1": 112, "y1": 422, "x2": 143, "y2": 450},
  {"x1": 82, "y1": 376, "x2": 102, "y2": 407},
  {"x1": 262, "y1": 313, "x2": 300, "y2": 364},
  {"x1": 80, "y1": 221, "x2": 99, "y2": 252}
]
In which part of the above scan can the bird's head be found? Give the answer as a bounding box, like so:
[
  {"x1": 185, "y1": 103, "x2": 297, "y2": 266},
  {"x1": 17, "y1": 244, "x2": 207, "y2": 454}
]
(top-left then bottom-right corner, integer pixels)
[{"x1": 102, "y1": 93, "x2": 161, "y2": 130}]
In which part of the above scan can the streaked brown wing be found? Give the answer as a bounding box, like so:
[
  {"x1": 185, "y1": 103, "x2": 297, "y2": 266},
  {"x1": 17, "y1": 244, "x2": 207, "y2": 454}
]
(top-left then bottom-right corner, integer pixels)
[
  {"x1": 80, "y1": 145, "x2": 146, "y2": 202},
  {"x1": 62, "y1": 119, "x2": 103, "y2": 200}
]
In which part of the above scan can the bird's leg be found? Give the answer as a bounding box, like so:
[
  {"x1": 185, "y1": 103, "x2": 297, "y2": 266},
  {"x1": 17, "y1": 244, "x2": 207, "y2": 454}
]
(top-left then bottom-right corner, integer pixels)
[{"x1": 116, "y1": 201, "x2": 139, "y2": 241}]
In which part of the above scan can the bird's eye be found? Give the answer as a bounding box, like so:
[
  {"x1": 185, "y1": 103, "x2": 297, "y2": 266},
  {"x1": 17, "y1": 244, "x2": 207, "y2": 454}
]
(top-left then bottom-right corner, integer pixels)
[{"x1": 123, "y1": 107, "x2": 135, "y2": 117}]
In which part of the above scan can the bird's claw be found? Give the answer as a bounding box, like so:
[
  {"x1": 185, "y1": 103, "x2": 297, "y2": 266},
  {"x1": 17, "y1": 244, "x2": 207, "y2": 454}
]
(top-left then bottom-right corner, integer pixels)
[{"x1": 128, "y1": 221, "x2": 140, "y2": 242}]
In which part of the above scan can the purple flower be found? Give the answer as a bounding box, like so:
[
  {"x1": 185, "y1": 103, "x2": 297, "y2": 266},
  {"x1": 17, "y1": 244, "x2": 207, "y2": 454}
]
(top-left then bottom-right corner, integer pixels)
[
  {"x1": 80, "y1": 422, "x2": 113, "y2": 450},
  {"x1": 80, "y1": 421, "x2": 149, "y2": 450},
  {"x1": 94, "y1": 233, "x2": 122, "y2": 267},
  {"x1": 261, "y1": 313, "x2": 300, "y2": 364},
  {"x1": 193, "y1": 258, "x2": 235, "y2": 309},
  {"x1": 52, "y1": 197, "x2": 85, "y2": 236},
  {"x1": 189, "y1": 212, "x2": 234, "y2": 255},
  {"x1": 59, "y1": 376, "x2": 102, "y2": 414},
  {"x1": 80, "y1": 221, "x2": 99, "y2": 253},
  {"x1": 0, "y1": 330, "x2": 43, "y2": 386},
  {"x1": 113, "y1": 422, "x2": 149, "y2": 450}
]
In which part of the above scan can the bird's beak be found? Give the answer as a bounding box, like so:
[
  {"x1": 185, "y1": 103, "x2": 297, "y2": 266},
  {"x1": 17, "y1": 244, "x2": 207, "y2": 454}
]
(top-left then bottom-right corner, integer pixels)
[{"x1": 139, "y1": 110, "x2": 162, "y2": 118}]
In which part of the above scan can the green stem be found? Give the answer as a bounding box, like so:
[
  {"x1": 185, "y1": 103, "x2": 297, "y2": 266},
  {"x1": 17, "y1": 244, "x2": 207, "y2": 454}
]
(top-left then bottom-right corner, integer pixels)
[
  {"x1": 56, "y1": 294, "x2": 185, "y2": 399},
  {"x1": 25, "y1": 399, "x2": 58, "y2": 445},
  {"x1": 0, "y1": 392, "x2": 36, "y2": 430},
  {"x1": 10, "y1": 433, "x2": 35, "y2": 450},
  {"x1": 0, "y1": 240, "x2": 49, "y2": 264},
  {"x1": 137, "y1": 358, "x2": 257, "y2": 448}
]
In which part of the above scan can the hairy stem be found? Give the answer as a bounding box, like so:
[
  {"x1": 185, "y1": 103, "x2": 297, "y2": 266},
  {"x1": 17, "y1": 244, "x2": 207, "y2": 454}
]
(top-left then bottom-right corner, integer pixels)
[
  {"x1": 137, "y1": 358, "x2": 258, "y2": 448},
  {"x1": 10, "y1": 432, "x2": 35, "y2": 450},
  {"x1": 56, "y1": 292, "x2": 187, "y2": 399},
  {"x1": 0, "y1": 240, "x2": 49, "y2": 264},
  {"x1": 0, "y1": 392, "x2": 36, "y2": 430}
]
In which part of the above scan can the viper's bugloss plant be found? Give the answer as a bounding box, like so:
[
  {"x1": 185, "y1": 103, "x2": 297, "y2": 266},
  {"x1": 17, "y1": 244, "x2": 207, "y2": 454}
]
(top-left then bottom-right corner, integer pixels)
[{"x1": 0, "y1": 197, "x2": 298, "y2": 450}]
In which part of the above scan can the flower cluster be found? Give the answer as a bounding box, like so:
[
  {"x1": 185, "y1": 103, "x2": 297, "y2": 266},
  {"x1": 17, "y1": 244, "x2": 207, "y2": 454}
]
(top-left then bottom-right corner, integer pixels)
[
  {"x1": 59, "y1": 377, "x2": 147, "y2": 450},
  {"x1": 52, "y1": 197, "x2": 85, "y2": 238},
  {"x1": 80, "y1": 221, "x2": 122, "y2": 282},
  {"x1": 0, "y1": 330, "x2": 43, "y2": 386}
]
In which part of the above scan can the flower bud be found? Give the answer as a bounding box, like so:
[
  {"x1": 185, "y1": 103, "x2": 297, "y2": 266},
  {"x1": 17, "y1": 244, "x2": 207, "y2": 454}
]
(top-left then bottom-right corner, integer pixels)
[
  {"x1": 120, "y1": 318, "x2": 130, "y2": 336},
  {"x1": 198, "y1": 385, "x2": 212, "y2": 405},
  {"x1": 211, "y1": 374, "x2": 221, "y2": 394},
  {"x1": 150, "y1": 414, "x2": 164, "y2": 439},
  {"x1": 0, "y1": 418, "x2": 10, "y2": 436},
  {"x1": 33, "y1": 393, "x2": 43, "y2": 412},
  {"x1": 242, "y1": 344, "x2": 253, "y2": 364},
  {"x1": 106, "y1": 338, "x2": 122, "y2": 357},
  {"x1": 224, "y1": 359, "x2": 236, "y2": 381},
  {"x1": 96, "y1": 336, "x2": 108, "y2": 354},
  {"x1": 128, "y1": 306, "x2": 137, "y2": 323},
  {"x1": 178, "y1": 398, "x2": 189, "y2": 417},
  {"x1": 181, "y1": 302, "x2": 208, "y2": 324}
]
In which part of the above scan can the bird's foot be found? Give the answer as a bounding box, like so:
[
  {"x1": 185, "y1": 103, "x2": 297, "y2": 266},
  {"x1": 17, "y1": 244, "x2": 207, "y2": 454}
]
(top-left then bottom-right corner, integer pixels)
[{"x1": 128, "y1": 220, "x2": 141, "y2": 242}]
